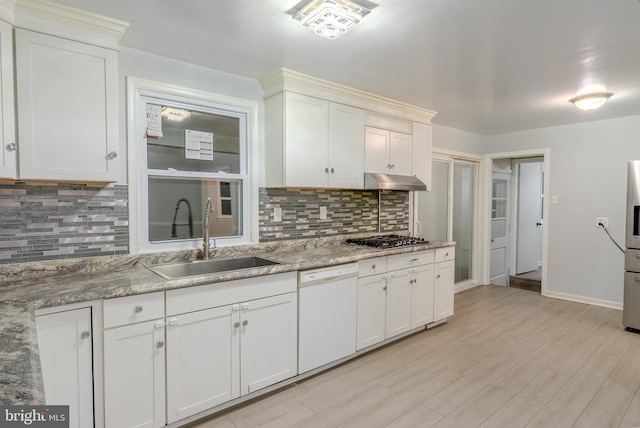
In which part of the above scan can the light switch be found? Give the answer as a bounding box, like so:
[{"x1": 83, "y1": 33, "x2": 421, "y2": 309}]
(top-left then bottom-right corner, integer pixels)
[{"x1": 551, "y1": 195, "x2": 558, "y2": 204}]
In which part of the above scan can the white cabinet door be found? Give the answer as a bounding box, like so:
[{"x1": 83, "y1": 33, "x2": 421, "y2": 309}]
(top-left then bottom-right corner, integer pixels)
[
  {"x1": 166, "y1": 306, "x2": 240, "y2": 423},
  {"x1": 36, "y1": 308, "x2": 93, "y2": 428},
  {"x1": 328, "y1": 103, "x2": 365, "y2": 188},
  {"x1": 385, "y1": 270, "x2": 412, "y2": 338},
  {"x1": 104, "y1": 320, "x2": 166, "y2": 428},
  {"x1": 356, "y1": 273, "x2": 387, "y2": 350},
  {"x1": 15, "y1": 29, "x2": 118, "y2": 182},
  {"x1": 389, "y1": 132, "x2": 412, "y2": 176},
  {"x1": 364, "y1": 127, "x2": 390, "y2": 174},
  {"x1": 240, "y1": 293, "x2": 297, "y2": 395},
  {"x1": 284, "y1": 92, "x2": 328, "y2": 187},
  {"x1": 412, "y1": 122, "x2": 432, "y2": 190},
  {"x1": 410, "y1": 264, "x2": 435, "y2": 328},
  {"x1": 434, "y1": 260, "x2": 455, "y2": 321},
  {"x1": 0, "y1": 20, "x2": 16, "y2": 179}
]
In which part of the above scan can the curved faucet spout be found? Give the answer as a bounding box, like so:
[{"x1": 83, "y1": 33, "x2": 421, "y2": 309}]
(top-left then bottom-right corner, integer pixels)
[
  {"x1": 203, "y1": 197, "x2": 215, "y2": 259},
  {"x1": 171, "y1": 198, "x2": 193, "y2": 238}
]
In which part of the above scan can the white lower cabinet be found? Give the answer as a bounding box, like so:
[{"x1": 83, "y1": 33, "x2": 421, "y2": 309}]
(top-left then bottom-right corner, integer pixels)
[
  {"x1": 104, "y1": 319, "x2": 166, "y2": 428},
  {"x1": 165, "y1": 292, "x2": 297, "y2": 423},
  {"x1": 356, "y1": 249, "x2": 452, "y2": 351},
  {"x1": 35, "y1": 307, "x2": 95, "y2": 428}
]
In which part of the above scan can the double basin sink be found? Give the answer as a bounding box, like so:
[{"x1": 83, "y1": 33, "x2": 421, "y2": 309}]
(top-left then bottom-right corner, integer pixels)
[{"x1": 148, "y1": 256, "x2": 281, "y2": 280}]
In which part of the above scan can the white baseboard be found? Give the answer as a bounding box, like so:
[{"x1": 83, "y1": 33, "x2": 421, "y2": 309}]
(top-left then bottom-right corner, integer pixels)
[
  {"x1": 543, "y1": 289, "x2": 622, "y2": 311},
  {"x1": 455, "y1": 281, "x2": 480, "y2": 293}
]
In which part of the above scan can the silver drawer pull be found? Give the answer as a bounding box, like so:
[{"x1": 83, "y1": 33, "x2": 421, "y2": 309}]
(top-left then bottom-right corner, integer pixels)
[
  {"x1": 409, "y1": 258, "x2": 419, "y2": 262},
  {"x1": 80, "y1": 331, "x2": 91, "y2": 340},
  {"x1": 156, "y1": 341, "x2": 165, "y2": 349},
  {"x1": 134, "y1": 306, "x2": 143, "y2": 313},
  {"x1": 242, "y1": 320, "x2": 248, "y2": 327},
  {"x1": 234, "y1": 322, "x2": 240, "y2": 328},
  {"x1": 371, "y1": 264, "x2": 376, "y2": 269},
  {"x1": 6, "y1": 143, "x2": 17, "y2": 152}
]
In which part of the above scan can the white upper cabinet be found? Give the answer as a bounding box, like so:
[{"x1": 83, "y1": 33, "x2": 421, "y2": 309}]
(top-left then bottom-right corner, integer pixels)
[
  {"x1": 0, "y1": 20, "x2": 16, "y2": 179},
  {"x1": 412, "y1": 122, "x2": 433, "y2": 190},
  {"x1": 364, "y1": 126, "x2": 413, "y2": 176},
  {"x1": 264, "y1": 91, "x2": 364, "y2": 188},
  {"x1": 15, "y1": 29, "x2": 119, "y2": 182}
]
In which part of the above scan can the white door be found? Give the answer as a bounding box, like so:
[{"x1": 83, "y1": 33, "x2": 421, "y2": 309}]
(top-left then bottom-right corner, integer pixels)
[
  {"x1": 240, "y1": 293, "x2": 297, "y2": 395},
  {"x1": 434, "y1": 260, "x2": 455, "y2": 321},
  {"x1": 104, "y1": 320, "x2": 166, "y2": 428},
  {"x1": 356, "y1": 274, "x2": 386, "y2": 350},
  {"x1": 284, "y1": 92, "x2": 328, "y2": 187},
  {"x1": 36, "y1": 308, "x2": 93, "y2": 428},
  {"x1": 328, "y1": 103, "x2": 365, "y2": 188},
  {"x1": 410, "y1": 264, "x2": 435, "y2": 328},
  {"x1": 166, "y1": 306, "x2": 240, "y2": 423},
  {"x1": 516, "y1": 162, "x2": 544, "y2": 274},
  {"x1": 385, "y1": 269, "x2": 412, "y2": 338},
  {"x1": 490, "y1": 172, "x2": 511, "y2": 285},
  {"x1": 389, "y1": 131, "x2": 412, "y2": 175}
]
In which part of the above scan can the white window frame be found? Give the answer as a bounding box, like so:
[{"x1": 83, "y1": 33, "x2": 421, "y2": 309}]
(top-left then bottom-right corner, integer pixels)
[{"x1": 127, "y1": 77, "x2": 257, "y2": 253}]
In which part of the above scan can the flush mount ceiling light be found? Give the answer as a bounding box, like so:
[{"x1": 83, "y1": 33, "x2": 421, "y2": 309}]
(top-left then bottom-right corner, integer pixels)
[
  {"x1": 161, "y1": 107, "x2": 191, "y2": 122},
  {"x1": 289, "y1": 0, "x2": 377, "y2": 39},
  {"x1": 569, "y1": 92, "x2": 613, "y2": 111}
]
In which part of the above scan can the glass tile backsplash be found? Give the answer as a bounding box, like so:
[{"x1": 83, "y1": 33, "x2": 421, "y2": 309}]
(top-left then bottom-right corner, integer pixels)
[
  {"x1": 259, "y1": 188, "x2": 409, "y2": 242},
  {"x1": 0, "y1": 182, "x2": 129, "y2": 264}
]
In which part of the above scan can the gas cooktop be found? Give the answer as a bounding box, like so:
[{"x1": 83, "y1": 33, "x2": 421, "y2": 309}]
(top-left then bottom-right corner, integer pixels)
[{"x1": 346, "y1": 234, "x2": 429, "y2": 249}]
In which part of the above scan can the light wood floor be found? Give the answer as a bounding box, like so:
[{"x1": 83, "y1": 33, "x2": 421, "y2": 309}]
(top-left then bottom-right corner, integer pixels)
[{"x1": 187, "y1": 285, "x2": 640, "y2": 428}]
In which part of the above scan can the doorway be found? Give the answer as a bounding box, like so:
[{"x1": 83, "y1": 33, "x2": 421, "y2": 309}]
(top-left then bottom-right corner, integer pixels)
[{"x1": 483, "y1": 149, "x2": 549, "y2": 295}]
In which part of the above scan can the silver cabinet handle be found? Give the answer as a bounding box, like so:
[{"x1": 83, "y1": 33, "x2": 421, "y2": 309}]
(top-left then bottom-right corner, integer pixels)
[
  {"x1": 6, "y1": 143, "x2": 16, "y2": 151},
  {"x1": 234, "y1": 322, "x2": 240, "y2": 328},
  {"x1": 325, "y1": 167, "x2": 329, "y2": 173},
  {"x1": 383, "y1": 286, "x2": 387, "y2": 291},
  {"x1": 437, "y1": 274, "x2": 441, "y2": 279},
  {"x1": 134, "y1": 306, "x2": 143, "y2": 313},
  {"x1": 330, "y1": 168, "x2": 334, "y2": 174},
  {"x1": 107, "y1": 151, "x2": 118, "y2": 160},
  {"x1": 390, "y1": 164, "x2": 395, "y2": 169},
  {"x1": 80, "y1": 331, "x2": 91, "y2": 340},
  {"x1": 371, "y1": 264, "x2": 376, "y2": 269},
  {"x1": 242, "y1": 320, "x2": 248, "y2": 327},
  {"x1": 409, "y1": 258, "x2": 419, "y2": 262},
  {"x1": 156, "y1": 341, "x2": 165, "y2": 349}
]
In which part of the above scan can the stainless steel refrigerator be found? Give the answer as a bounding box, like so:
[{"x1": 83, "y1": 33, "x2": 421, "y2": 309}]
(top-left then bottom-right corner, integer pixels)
[{"x1": 624, "y1": 160, "x2": 640, "y2": 331}]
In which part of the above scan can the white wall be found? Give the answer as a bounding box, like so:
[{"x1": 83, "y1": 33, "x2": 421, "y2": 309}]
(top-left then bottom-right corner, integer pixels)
[
  {"x1": 432, "y1": 124, "x2": 488, "y2": 154},
  {"x1": 486, "y1": 115, "x2": 640, "y2": 307},
  {"x1": 117, "y1": 47, "x2": 265, "y2": 185}
]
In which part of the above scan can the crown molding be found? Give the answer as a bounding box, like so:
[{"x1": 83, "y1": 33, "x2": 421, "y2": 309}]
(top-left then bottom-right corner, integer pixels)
[
  {"x1": 260, "y1": 68, "x2": 437, "y2": 124},
  {"x1": 2, "y1": 0, "x2": 128, "y2": 49}
]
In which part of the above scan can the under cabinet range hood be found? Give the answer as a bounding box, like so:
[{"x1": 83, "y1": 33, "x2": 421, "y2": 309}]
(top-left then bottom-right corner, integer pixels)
[{"x1": 364, "y1": 172, "x2": 427, "y2": 191}]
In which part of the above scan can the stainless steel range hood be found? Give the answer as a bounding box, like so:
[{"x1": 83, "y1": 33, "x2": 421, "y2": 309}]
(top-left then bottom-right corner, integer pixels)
[{"x1": 364, "y1": 172, "x2": 427, "y2": 191}]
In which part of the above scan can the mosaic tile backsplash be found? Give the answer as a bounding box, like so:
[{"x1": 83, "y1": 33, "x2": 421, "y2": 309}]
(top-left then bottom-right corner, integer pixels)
[
  {"x1": 259, "y1": 188, "x2": 409, "y2": 242},
  {"x1": 0, "y1": 182, "x2": 129, "y2": 264}
]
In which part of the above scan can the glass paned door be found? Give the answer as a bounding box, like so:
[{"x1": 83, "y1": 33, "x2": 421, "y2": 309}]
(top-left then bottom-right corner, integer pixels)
[
  {"x1": 453, "y1": 162, "x2": 475, "y2": 283},
  {"x1": 490, "y1": 172, "x2": 510, "y2": 285}
]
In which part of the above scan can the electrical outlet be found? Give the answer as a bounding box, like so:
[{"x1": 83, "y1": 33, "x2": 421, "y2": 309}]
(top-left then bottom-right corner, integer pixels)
[
  {"x1": 320, "y1": 206, "x2": 327, "y2": 220},
  {"x1": 273, "y1": 207, "x2": 282, "y2": 222},
  {"x1": 596, "y1": 217, "x2": 609, "y2": 228}
]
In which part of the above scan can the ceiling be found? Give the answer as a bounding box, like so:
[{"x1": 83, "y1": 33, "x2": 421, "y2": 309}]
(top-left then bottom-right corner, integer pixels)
[{"x1": 55, "y1": 0, "x2": 640, "y2": 135}]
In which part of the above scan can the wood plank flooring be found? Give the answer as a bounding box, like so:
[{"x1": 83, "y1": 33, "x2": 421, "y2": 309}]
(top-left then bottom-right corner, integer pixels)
[{"x1": 186, "y1": 285, "x2": 640, "y2": 428}]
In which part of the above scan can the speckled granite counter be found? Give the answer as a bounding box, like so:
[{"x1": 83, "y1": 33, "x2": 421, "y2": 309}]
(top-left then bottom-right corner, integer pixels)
[{"x1": 0, "y1": 236, "x2": 455, "y2": 405}]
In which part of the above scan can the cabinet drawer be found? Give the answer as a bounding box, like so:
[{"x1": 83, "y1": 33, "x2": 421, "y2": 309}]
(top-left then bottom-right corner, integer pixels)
[
  {"x1": 358, "y1": 257, "x2": 387, "y2": 277},
  {"x1": 166, "y1": 272, "x2": 296, "y2": 316},
  {"x1": 387, "y1": 250, "x2": 434, "y2": 272},
  {"x1": 435, "y1": 247, "x2": 455, "y2": 263},
  {"x1": 103, "y1": 291, "x2": 164, "y2": 329}
]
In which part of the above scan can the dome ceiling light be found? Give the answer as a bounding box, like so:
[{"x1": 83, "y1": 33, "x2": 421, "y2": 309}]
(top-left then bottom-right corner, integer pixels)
[
  {"x1": 569, "y1": 92, "x2": 613, "y2": 111},
  {"x1": 288, "y1": 0, "x2": 377, "y2": 40}
]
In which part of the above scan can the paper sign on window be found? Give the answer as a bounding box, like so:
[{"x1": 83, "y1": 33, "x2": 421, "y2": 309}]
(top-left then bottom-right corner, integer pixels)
[
  {"x1": 185, "y1": 130, "x2": 214, "y2": 160},
  {"x1": 146, "y1": 104, "x2": 163, "y2": 138}
]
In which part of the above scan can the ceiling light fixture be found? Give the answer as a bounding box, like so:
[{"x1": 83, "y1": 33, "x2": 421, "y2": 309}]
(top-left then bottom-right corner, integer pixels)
[
  {"x1": 290, "y1": 0, "x2": 376, "y2": 39},
  {"x1": 161, "y1": 107, "x2": 191, "y2": 122},
  {"x1": 569, "y1": 92, "x2": 613, "y2": 111}
]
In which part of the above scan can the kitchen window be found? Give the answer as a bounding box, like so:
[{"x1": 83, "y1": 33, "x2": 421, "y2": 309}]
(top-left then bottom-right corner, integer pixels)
[{"x1": 129, "y1": 79, "x2": 253, "y2": 253}]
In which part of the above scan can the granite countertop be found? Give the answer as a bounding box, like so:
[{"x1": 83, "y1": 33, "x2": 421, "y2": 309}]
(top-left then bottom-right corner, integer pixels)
[{"x1": 0, "y1": 237, "x2": 455, "y2": 405}]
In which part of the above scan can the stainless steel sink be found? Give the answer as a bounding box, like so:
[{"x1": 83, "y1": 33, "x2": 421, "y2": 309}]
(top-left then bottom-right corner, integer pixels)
[{"x1": 147, "y1": 256, "x2": 281, "y2": 280}]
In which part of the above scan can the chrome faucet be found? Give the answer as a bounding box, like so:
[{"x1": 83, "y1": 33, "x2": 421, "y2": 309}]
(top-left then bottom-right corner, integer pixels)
[{"x1": 203, "y1": 197, "x2": 215, "y2": 259}]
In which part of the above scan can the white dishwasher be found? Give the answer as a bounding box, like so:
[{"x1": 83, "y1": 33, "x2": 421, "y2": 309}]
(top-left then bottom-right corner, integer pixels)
[{"x1": 298, "y1": 263, "x2": 358, "y2": 374}]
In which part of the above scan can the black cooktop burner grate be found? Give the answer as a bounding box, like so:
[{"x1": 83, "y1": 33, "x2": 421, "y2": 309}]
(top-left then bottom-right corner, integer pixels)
[{"x1": 346, "y1": 234, "x2": 428, "y2": 248}]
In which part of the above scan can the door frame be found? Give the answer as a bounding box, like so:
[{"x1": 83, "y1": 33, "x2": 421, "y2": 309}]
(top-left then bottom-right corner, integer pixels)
[{"x1": 481, "y1": 148, "x2": 550, "y2": 295}]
